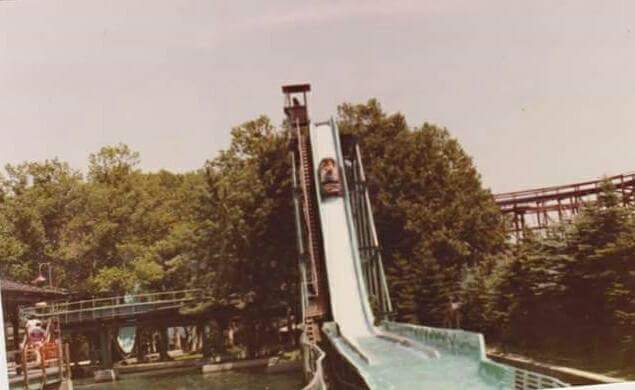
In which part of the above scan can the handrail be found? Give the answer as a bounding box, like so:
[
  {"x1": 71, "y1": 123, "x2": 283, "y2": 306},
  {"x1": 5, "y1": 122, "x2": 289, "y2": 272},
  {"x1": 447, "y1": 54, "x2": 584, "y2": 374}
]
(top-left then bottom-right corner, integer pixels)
[
  {"x1": 299, "y1": 261, "x2": 326, "y2": 389},
  {"x1": 20, "y1": 289, "x2": 203, "y2": 320},
  {"x1": 301, "y1": 332, "x2": 327, "y2": 390},
  {"x1": 32, "y1": 288, "x2": 199, "y2": 308},
  {"x1": 27, "y1": 296, "x2": 195, "y2": 317}
]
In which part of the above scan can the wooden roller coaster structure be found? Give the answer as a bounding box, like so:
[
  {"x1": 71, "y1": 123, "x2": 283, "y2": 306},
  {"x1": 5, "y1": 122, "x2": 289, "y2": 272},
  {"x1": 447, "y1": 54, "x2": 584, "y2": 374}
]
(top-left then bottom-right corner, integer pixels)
[{"x1": 495, "y1": 172, "x2": 635, "y2": 238}]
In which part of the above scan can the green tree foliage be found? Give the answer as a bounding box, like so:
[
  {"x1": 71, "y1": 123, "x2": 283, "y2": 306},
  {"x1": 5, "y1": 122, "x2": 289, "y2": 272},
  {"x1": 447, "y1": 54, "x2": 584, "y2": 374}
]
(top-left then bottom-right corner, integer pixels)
[
  {"x1": 337, "y1": 100, "x2": 506, "y2": 324},
  {"x1": 0, "y1": 146, "x2": 204, "y2": 297},
  {"x1": 558, "y1": 183, "x2": 635, "y2": 360},
  {"x1": 0, "y1": 159, "x2": 82, "y2": 282},
  {"x1": 195, "y1": 116, "x2": 296, "y2": 311},
  {"x1": 465, "y1": 182, "x2": 635, "y2": 367},
  {"x1": 0, "y1": 126, "x2": 296, "y2": 325}
]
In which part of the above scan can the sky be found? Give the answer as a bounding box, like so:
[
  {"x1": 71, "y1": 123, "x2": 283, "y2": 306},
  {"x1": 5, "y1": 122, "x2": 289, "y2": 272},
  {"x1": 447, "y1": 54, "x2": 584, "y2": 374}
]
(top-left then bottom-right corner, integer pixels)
[{"x1": 2, "y1": 0, "x2": 635, "y2": 193}]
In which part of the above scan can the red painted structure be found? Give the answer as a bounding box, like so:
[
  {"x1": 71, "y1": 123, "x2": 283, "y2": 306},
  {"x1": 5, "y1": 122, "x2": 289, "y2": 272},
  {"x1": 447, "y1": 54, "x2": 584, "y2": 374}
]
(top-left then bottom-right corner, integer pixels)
[{"x1": 494, "y1": 172, "x2": 635, "y2": 237}]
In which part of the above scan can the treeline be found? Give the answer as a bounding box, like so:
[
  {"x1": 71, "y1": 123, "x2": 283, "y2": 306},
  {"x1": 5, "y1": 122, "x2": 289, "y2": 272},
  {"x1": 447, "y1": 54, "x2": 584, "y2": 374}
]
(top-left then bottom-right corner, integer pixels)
[
  {"x1": 1, "y1": 100, "x2": 632, "y2": 369},
  {"x1": 0, "y1": 118, "x2": 296, "y2": 316},
  {"x1": 459, "y1": 185, "x2": 635, "y2": 367},
  {"x1": 0, "y1": 145, "x2": 209, "y2": 295}
]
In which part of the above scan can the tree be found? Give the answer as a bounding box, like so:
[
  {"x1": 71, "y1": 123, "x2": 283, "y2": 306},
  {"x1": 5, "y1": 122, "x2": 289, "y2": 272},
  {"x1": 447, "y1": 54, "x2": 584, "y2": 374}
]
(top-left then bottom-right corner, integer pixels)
[
  {"x1": 474, "y1": 182, "x2": 635, "y2": 369},
  {"x1": 88, "y1": 143, "x2": 140, "y2": 186},
  {"x1": 0, "y1": 159, "x2": 82, "y2": 284},
  {"x1": 337, "y1": 100, "x2": 506, "y2": 323},
  {"x1": 559, "y1": 182, "x2": 632, "y2": 351},
  {"x1": 194, "y1": 116, "x2": 297, "y2": 313}
]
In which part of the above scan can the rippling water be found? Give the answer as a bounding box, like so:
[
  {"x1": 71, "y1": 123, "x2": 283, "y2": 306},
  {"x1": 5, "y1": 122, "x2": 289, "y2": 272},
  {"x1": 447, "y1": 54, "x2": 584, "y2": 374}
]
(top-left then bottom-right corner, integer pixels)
[{"x1": 75, "y1": 368, "x2": 304, "y2": 390}]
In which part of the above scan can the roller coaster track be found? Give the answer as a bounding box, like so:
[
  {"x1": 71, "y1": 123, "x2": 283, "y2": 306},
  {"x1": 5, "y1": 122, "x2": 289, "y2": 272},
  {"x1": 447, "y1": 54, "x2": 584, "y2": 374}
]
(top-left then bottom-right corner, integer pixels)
[{"x1": 495, "y1": 172, "x2": 635, "y2": 237}]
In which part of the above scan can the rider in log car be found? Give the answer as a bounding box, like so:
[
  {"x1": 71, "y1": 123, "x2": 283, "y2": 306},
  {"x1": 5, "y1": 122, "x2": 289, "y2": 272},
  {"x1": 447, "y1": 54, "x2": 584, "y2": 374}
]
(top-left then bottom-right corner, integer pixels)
[
  {"x1": 17, "y1": 317, "x2": 47, "y2": 370},
  {"x1": 319, "y1": 158, "x2": 342, "y2": 197}
]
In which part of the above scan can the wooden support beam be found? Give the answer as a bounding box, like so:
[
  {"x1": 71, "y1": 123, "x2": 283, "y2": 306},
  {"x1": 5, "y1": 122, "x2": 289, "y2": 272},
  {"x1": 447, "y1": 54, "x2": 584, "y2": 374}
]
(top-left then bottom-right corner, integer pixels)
[
  {"x1": 11, "y1": 312, "x2": 20, "y2": 350},
  {"x1": 158, "y1": 326, "x2": 170, "y2": 361},
  {"x1": 135, "y1": 326, "x2": 145, "y2": 363},
  {"x1": 99, "y1": 326, "x2": 113, "y2": 369},
  {"x1": 200, "y1": 322, "x2": 212, "y2": 359}
]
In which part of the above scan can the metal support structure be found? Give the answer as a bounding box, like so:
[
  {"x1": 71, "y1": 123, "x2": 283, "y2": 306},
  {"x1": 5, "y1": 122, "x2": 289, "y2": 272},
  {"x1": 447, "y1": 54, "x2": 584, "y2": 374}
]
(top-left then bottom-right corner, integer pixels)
[{"x1": 341, "y1": 137, "x2": 393, "y2": 319}]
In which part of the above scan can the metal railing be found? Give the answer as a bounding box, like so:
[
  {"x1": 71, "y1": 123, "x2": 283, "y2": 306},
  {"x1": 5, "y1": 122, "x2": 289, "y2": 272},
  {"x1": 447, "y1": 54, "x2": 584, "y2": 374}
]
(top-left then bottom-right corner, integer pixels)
[
  {"x1": 20, "y1": 289, "x2": 202, "y2": 324},
  {"x1": 298, "y1": 261, "x2": 327, "y2": 389},
  {"x1": 301, "y1": 332, "x2": 327, "y2": 390},
  {"x1": 480, "y1": 359, "x2": 572, "y2": 390},
  {"x1": 382, "y1": 322, "x2": 569, "y2": 389}
]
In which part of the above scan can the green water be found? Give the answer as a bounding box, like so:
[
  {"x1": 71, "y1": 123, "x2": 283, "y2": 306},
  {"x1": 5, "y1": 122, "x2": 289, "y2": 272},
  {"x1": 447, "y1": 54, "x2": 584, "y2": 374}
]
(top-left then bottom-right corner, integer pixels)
[{"x1": 75, "y1": 369, "x2": 304, "y2": 390}]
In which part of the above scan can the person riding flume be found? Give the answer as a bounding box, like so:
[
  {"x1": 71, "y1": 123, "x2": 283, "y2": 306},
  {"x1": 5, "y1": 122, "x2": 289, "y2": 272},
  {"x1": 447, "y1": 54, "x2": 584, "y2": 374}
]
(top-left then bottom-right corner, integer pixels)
[
  {"x1": 319, "y1": 158, "x2": 342, "y2": 197},
  {"x1": 17, "y1": 317, "x2": 47, "y2": 370}
]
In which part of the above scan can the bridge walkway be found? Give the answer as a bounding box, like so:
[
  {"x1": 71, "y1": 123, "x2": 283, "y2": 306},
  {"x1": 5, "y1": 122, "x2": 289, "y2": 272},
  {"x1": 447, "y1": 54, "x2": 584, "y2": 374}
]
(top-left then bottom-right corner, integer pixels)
[{"x1": 20, "y1": 289, "x2": 202, "y2": 326}]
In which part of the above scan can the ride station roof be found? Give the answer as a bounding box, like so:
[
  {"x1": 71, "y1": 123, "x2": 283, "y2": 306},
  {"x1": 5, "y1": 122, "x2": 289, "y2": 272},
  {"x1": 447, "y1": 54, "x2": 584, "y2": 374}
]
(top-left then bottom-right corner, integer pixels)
[{"x1": 1, "y1": 278, "x2": 68, "y2": 305}]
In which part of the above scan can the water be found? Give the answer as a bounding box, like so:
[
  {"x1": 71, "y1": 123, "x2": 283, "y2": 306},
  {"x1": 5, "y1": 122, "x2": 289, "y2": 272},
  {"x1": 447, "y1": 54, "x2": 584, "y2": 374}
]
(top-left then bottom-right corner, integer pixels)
[
  {"x1": 75, "y1": 369, "x2": 304, "y2": 390},
  {"x1": 329, "y1": 335, "x2": 502, "y2": 390}
]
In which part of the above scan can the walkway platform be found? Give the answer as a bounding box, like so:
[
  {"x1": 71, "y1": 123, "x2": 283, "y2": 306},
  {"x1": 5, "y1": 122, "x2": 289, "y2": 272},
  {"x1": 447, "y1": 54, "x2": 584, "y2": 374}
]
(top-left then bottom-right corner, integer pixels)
[{"x1": 20, "y1": 290, "x2": 202, "y2": 326}]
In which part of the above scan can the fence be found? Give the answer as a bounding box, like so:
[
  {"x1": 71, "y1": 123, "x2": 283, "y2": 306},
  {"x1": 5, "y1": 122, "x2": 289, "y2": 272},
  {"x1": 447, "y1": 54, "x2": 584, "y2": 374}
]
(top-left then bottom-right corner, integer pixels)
[{"x1": 20, "y1": 289, "x2": 202, "y2": 325}]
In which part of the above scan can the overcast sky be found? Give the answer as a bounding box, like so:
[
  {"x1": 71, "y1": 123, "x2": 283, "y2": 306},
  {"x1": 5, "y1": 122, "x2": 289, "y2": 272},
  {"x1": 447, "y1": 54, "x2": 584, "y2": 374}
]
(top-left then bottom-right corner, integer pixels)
[{"x1": 2, "y1": 1, "x2": 635, "y2": 193}]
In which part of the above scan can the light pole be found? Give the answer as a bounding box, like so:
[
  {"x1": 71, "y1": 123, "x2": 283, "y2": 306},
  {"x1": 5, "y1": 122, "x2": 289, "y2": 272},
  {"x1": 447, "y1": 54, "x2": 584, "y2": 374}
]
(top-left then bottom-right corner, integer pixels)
[{"x1": 33, "y1": 262, "x2": 53, "y2": 288}]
